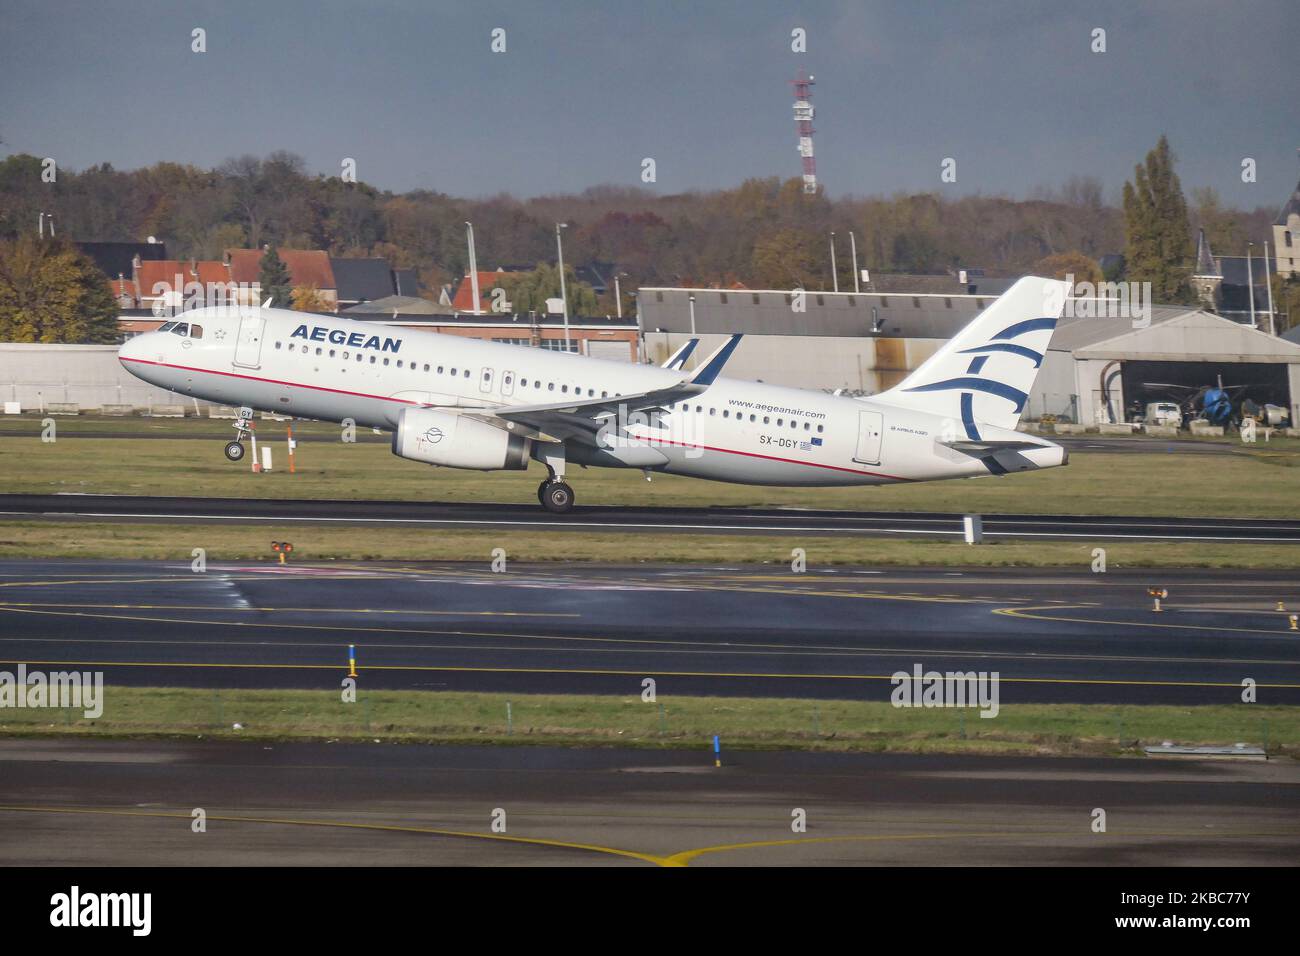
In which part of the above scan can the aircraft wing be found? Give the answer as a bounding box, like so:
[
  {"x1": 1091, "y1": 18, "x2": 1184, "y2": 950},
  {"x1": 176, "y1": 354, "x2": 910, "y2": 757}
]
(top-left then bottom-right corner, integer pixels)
[{"x1": 483, "y1": 334, "x2": 742, "y2": 442}]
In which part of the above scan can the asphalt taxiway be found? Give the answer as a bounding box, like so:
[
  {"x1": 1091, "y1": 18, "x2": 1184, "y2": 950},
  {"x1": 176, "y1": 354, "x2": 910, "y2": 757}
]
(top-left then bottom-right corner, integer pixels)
[
  {"x1": 1, "y1": 738, "x2": 1296, "y2": 866},
  {"x1": 3, "y1": 494, "x2": 1299, "y2": 542},
  {"x1": 0, "y1": 559, "x2": 1297, "y2": 704}
]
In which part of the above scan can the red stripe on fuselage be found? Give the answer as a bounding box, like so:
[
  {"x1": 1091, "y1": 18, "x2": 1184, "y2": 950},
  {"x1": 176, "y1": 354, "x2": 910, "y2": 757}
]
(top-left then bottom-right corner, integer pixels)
[{"x1": 121, "y1": 356, "x2": 905, "y2": 480}]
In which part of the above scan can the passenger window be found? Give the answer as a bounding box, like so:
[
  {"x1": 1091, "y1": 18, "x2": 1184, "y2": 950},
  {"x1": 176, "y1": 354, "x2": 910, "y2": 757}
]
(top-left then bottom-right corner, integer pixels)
[
  {"x1": 397, "y1": 360, "x2": 403, "y2": 368},
  {"x1": 315, "y1": 347, "x2": 322, "y2": 356},
  {"x1": 369, "y1": 356, "x2": 376, "y2": 364},
  {"x1": 423, "y1": 364, "x2": 430, "y2": 372},
  {"x1": 438, "y1": 366, "x2": 444, "y2": 374},
  {"x1": 777, "y1": 419, "x2": 783, "y2": 426},
  {"x1": 275, "y1": 342, "x2": 282, "y2": 349},
  {"x1": 383, "y1": 358, "x2": 390, "y2": 366},
  {"x1": 329, "y1": 349, "x2": 336, "y2": 358},
  {"x1": 562, "y1": 385, "x2": 569, "y2": 393},
  {"x1": 463, "y1": 370, "x2": 470, "y2": 378},
  {"x1": 817, "y1": 425, "x2": 824, "y2": 432},
  {"x1": 548, "y1": 383, "x2": 555, "y2": 391},
  {"x1": 342, "y1": 351, "x2": 349, "y2": 359}
]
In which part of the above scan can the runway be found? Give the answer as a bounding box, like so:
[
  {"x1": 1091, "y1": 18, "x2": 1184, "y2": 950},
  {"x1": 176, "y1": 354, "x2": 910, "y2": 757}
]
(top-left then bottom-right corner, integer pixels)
[
  {"x1": 3, "y1": 494, "x2": 1299, "y2": 542},
  {"x1": 2, "y1": 738, "x2": 1296, "y2": 866},
  {"x1": 1, "y1": 559, "x2": 1298, "y2": 704}
]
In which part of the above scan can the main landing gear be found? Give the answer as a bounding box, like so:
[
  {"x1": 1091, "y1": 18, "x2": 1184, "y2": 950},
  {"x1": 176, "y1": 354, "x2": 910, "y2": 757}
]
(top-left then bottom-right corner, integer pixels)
[
  {"x1": 224, "y1": 406, "x2": 254, "y2": 462},
  {"x1": 536, "y1": 447, "x2": 575, "y2": 514},
  {"x1": 538, "y1": 478, "x2": 575, "y2": 514}
]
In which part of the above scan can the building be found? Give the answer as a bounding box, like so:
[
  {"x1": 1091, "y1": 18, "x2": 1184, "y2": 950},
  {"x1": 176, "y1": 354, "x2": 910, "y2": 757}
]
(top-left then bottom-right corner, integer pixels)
[
  {"x1": 1274, "y1": 171, "x2": 1300, "y2": 279},
  {"x1": 637, "y1": 284, "x2": 1300, "y2": 426},
  {"x1": 1033, "y1": 306, "x2": 1300, "y2": 426},
  {"x1": 638, "y1": 286, "x2": 987, "y2": 392}
]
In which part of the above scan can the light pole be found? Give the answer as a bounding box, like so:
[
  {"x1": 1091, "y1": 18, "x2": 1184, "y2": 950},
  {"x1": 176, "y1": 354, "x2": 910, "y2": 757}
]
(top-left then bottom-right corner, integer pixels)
[
  {"x1": 1246, "y1": 242, "x2": 1256, "y2": 328},
  {"x1": 849, "y1": 231, "x2": 860, "y2": 293},
  {"x1": 464, "y1": 222, "x2": 480, "y2": 315},
  {"x1": 614, "y1": 272, "x2": 628, "y2": 319},
  {"x1": 1263, "y1": 240, "x2": 1276, "y2": 336},
  {"x1": 829, "y1": 231, "x2": 839, "y2": 292},
  {"x1": 556, "y1": 223, "x2": 570, "y2": 352},
  {"x1": 688, "y1": 293, "x2": 697, "y2": 336}
]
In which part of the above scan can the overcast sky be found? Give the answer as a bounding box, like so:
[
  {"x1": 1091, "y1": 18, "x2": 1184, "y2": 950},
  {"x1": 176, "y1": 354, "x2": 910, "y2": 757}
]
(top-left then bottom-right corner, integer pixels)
[{"x1": 2, "y1": 0, "x2": 1297, "y2": 206}]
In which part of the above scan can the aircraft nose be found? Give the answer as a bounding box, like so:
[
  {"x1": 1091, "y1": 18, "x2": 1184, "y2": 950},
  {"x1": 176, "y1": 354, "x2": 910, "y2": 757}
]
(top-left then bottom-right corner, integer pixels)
[{"x1": 118, "y1": 334, "x2": 147, "y2": 366}]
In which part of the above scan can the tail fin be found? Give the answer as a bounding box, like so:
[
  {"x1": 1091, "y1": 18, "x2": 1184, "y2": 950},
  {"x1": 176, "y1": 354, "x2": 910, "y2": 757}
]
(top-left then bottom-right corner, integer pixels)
[{"x1": 876, "y1": 276, "x2": 1067, "y2": 435}]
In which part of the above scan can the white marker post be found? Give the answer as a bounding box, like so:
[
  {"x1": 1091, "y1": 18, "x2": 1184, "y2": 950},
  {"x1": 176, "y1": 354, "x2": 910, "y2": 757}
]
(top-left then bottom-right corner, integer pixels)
[
  {"x1": 261, "y1": 445, "x2": 273, "y2": 472},
  {"x1": 963, "y1": 514, "x2": 984, "y2": 544}
]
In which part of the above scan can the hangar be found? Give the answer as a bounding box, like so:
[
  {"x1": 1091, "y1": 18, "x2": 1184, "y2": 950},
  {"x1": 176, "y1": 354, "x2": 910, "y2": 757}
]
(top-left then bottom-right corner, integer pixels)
[
  {"x1": 638, "y1": 288, "x2": 1300, "y2": 428},
  {"x1": 1033, "y1": 306, "x2": 1300, "y2": 426}
]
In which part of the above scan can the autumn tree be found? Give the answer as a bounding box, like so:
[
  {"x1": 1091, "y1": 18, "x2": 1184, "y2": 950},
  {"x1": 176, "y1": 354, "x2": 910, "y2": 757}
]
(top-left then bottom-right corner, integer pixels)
[
  {"x1": 0, "y1": 236, "x2": 120, "y2": 342},
  {"x1": 750, "y1": 229, "x2": 820, "y2": 288},
  {"x1": 1032, "y1": 251, "x2": 1103, "y2": 286},
  {"x1": 291, "y1": 284, "x2": 329, "y2": 313},
  {"x1": 258, "y1": 245, "x2": 293, "y2": 307},
  {"x1": 1122, "y1": 136, "x2": 1193, "y2": 302}
]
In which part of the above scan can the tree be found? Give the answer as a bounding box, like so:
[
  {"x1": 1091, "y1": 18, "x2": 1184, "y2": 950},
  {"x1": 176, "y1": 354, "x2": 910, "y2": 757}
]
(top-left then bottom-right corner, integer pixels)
[
  {"x1": 1122, "y1": 136, "x2": 1193, "y2": 303},
  {"x1": 488, "y1": 264, "x2": 598, "y2": 315},
  {"x1": 290, "y1": 284, "x2": 329, "y2": 313},
  {"x1": 1032, "y1": 251, "x2": 1103, "y2": 286},
  {"x1": 0, "y1": 236, "x2": 119, "y2": 342},
  {"x1": 1271, "y1": 274, "x2": 1300, "y2": 335},
  {"x1": 258, "y1": 245, "x2": 293, "y2": 307},
  {"x1": 750, "y1": 229, "x2": 820, "y2": 288}
]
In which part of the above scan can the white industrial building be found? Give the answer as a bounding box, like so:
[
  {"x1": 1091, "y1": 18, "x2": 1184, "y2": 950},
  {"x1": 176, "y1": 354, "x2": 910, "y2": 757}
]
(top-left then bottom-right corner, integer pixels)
[{"x1": 638, "y1": 289, "x2": 1300, "y2": 426}]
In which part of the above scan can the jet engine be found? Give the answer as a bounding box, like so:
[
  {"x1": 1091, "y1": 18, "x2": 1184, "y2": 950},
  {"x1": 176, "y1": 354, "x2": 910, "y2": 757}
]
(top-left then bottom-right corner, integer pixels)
[{"x1": 392, "y1": 407, "x2": 530, "y2": 471}]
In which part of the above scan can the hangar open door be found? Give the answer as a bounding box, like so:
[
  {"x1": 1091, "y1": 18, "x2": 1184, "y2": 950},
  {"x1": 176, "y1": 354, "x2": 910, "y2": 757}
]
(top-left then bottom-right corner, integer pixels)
[{"x1": 1120, "y1": 360, "x2": 1291, "y2": 425}]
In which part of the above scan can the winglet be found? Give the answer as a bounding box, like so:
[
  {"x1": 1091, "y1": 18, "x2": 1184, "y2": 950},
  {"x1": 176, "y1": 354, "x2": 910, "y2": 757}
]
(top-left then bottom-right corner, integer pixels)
[
  {"x1": 662, "y1": 338, "x2": 699, "y2": 370},
  {"x1": 688, "y1": 334, "x2": 743, "y2": 387}
]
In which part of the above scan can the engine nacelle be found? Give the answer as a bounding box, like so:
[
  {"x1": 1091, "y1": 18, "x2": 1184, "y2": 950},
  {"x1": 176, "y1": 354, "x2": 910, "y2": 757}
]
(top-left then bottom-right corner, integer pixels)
[{"x1": 392, "y1": 407, "x2": 530, "y2": 471}]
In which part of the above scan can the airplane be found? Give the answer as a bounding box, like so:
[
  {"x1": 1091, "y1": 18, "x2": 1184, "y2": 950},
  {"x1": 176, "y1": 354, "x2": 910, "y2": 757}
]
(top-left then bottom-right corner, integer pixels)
[{"x1": 118, "y1": 275, "x2": 1070, "y2": 513}]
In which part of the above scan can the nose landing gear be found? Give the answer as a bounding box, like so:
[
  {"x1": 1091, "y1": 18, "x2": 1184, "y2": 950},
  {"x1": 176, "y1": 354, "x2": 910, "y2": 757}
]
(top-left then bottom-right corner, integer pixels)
[{"x1": 224, "y1": 406, "x2": 255, "y2": 463}]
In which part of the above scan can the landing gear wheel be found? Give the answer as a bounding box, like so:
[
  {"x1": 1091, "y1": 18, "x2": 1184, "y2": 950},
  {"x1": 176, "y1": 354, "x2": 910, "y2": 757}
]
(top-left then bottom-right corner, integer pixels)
[
  {"x1": 539, "y1": 480, "x2": 575, "y2": 514},
  {"x1": 223, "y1": 440, "x2": 246, "y2": 462}
]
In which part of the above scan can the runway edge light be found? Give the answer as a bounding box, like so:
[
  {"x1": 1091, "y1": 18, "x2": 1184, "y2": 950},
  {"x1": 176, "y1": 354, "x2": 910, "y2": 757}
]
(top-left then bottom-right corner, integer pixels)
[
  {"x1": 348, "y1": 644, "x2": 357, "y2": 678},
  {"x1": 1148, "y1": 586, "x2": 1168, "y2": 612},
  {"x1": 713, "y1": 734, "x2": 721, "y2": 768}
]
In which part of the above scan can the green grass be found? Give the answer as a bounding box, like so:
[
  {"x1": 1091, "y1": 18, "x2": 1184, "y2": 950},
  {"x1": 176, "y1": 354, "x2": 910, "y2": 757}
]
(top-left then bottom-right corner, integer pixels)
[
  {"x1": 3, "y1": 418, "x2": 1300, "y2": 517},
  {"x1": 2, "y1": 686, "x2": 1294, "y2": 757},
  {"x1": 2, "y1": 520, "x2": 1300, "y2": 568}
]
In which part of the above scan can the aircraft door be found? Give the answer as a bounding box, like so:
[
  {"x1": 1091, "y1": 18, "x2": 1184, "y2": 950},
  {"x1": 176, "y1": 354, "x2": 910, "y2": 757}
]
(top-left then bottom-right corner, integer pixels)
[
  {"x1": 502, "y1": 370, "x2": 515, "y2": 396},
  {"x1": 233, "y1": 312, "x2": 266, "y2": 369},
  {"x1": 853, "y1": 410, "x2": 883, "y2": 465}
]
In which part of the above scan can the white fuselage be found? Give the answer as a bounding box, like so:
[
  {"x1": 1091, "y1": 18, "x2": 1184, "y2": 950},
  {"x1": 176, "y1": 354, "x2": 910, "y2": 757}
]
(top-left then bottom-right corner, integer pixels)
[{"x1": 118, "y1": 305, "x2": 1064, "y2": 487}]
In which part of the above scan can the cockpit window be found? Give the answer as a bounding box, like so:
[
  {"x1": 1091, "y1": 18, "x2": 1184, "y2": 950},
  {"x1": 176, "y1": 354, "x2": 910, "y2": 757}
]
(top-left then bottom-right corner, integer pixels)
[
  {"x1": 157, "y1": 322, "x2": 177, "y2": 332},
  {"x1": 170, "y1": 323, "x2": 189, "y2": 336},
  {"x1": 189, "y1": 325, "x2": 203, "y2": 339}
]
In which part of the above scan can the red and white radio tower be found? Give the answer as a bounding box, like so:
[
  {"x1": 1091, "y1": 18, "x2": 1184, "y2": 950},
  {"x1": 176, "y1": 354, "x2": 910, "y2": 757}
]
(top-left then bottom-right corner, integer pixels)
[{"x1": 791, "y1": 69, "x2": 817, "y2": 194}]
